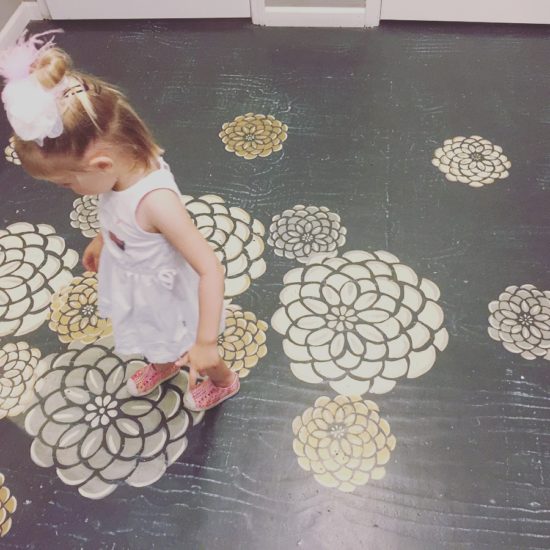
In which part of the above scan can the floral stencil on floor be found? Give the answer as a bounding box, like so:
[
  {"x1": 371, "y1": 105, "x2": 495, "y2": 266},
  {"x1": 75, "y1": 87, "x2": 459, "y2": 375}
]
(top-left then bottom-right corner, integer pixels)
[
  {"x1": 272, "y1": 250, "x2": 448, "y2": 395},
  {"x1": 4, "y1": 137, "x2": 20, "y2": 166},
  {"x1": 182, "y1": 195, "x2": 265, "y2": 297},
  {"x1": 220, "y1": 304, "x2": 268, "y2": 378},
  {"x1": 293, "y1": 395, "x2": 396, "y2": 493},
  {"x1": 432, "y1": 135, "x2": 511, "y2": 188},
  {"x1": 488, "y1": 284, "x2": 550, "y2": 360},
  {"x1": 219, "y1": 113, "x2": 288, "y2": 160},
  {"x1": 0, "y1": 223, "x2": 78, "y2": 337},
  {"x1": 24, "y1": 336, "x2": 203, "y2": 500},
  {"x1": 268, "y1": 205, "x2": 347, "y2": 264},
  {"x1": 0, "y1": 342, "x2": 41, "y2": 419},
  {"x1": 49, "y1": 272, "x2": 112, "y2": 344},
  {"x1": 70, "y1": 195, "x2": 100, "y2": 238},
  {"x1": 0, "y1": 473, "x2": 17, "y2": 537}
]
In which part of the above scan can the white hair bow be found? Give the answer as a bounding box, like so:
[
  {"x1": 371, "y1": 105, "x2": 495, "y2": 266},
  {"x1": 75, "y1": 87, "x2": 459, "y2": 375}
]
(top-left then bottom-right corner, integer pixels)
[{"x1": 0, "y1": 30, "x2": 64, "y2": 146}]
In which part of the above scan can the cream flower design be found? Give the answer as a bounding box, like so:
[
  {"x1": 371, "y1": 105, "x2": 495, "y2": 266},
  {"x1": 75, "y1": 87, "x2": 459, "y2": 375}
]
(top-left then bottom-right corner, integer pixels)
[
  {"x1": 272, "y1": 250, "x2": 448, "y2": 395},
  {"x1": 25, "y1": 336, "x2": 204, "y2": 500},
  {"x1": 70, "y1": 195, "x2": 100, "y2": 238},
  {"x1": 0, "y1": 223, "x2": 78, "y2": 337},
  {"x1": 219, "y1": 113, "x2": 288, "y2": 160},
  {"x1": 4, "y1": 137, "x2": 20, "y2": 166},
  {"x1": 0, "y1": 473, "x2": 17, "y2": 538},
  {"x1": 182, "y1": 195, "x2": 266, "y2": 297},
  {"x1": 219, "y1": 305, "x2": 268, "y2": 378},
  {"x1": 488, "y1": 284, "x2": 550, "y2": 360},
  {"x1": 49, "y1": 272, "x2": 112, "y2": 344},
  {"x1": 432, "y1": 135, "x2": 511, "y2": 188},
  {"x1": 0, "y1": 342, "x2": 41, "y2": 419},
  {"x1": 268, "y1": 205, "x2": 347, "y2": 264},
  {"x1": 293, "y1": 395, "x2": 396, "y2": 492}
]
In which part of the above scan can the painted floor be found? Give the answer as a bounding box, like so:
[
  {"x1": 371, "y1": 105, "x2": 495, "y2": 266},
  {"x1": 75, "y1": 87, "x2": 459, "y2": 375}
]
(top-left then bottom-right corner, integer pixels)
[{"x1": 0, "y1": 18, "x2": 549, "y2": 550}]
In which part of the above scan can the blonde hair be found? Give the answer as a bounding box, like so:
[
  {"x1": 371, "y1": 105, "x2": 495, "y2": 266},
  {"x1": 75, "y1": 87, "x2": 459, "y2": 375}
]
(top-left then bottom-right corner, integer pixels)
[{"x1": 14, "y1": 47, "x2": 163, "y2": 177}]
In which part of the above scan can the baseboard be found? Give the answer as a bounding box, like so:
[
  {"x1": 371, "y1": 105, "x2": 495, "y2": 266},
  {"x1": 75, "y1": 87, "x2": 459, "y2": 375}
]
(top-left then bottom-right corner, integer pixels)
[{"x1": 0, "y1": 2, "x2": 45, "y2": 50}]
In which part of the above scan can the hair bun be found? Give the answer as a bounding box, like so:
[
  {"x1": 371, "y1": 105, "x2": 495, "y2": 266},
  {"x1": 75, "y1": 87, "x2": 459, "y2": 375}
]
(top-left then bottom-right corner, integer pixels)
[{"x1": 32, "y1": 48, "x2": 71, "y2": 89}]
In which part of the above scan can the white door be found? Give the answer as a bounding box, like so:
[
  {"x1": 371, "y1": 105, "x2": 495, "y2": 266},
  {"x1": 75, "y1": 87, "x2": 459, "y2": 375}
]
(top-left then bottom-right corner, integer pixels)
[
  {"x1": 44, "y1": 0, "x2": 251, "y2": 19},
  {"x1": 381, "y1": 0, "x2": 550, "y2": 24}
]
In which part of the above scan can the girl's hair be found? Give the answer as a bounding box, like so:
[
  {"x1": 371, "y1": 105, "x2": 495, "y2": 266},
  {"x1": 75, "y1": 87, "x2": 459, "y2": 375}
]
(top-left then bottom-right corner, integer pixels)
[{"x1": 14, "y1": 47, "x2": 163, "y2": 177}]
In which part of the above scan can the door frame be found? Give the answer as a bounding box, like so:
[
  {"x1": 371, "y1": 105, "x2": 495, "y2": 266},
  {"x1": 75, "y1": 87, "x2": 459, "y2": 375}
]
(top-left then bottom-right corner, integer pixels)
[{"x1": 250, "y1": 0, "x2": 382, "y2": 28}]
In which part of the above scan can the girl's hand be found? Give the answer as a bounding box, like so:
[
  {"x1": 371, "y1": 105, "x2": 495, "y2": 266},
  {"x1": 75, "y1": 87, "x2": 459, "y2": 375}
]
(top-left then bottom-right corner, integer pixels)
[
  {"x1": 176, "y1": 343, "x2": 220, "y2": 389},
  {"x1": 83, "y1": 234, "x2": 103, "y2": 272}
]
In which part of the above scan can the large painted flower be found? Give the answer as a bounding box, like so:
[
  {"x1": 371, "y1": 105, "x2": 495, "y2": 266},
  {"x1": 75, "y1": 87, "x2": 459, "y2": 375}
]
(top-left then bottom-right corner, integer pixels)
[
  {"x1": 25, "y1": 336, "x2": 204, "y2": 499},
  {"x1": 488, "y1": 284, "x2": 550, "y2": 360},
  {"x1": 0, "y1": 473, "x2": 17, "y2": 538},
  {"x1": 182, "y1": 195, "x2": 266, "y2": 297},
  {"x1": 0, "y1": 342, "x2": 41, "y2": 419},
  {"x1": 268, "y1": 205, "x2": 347, "y2": 264},
  {"x1": 49, "y1": 272, "x2": 112, "y2": 344},
  {"x1": 432, "y1": 135, "x2": 511, "y2": 188},
  {"x1": 293, "y1": 395, "x2": 396, "y2": 493},
  {"x1": 219, "y1": 305, "x2": 268, "y2": 378},
  {"x1": 219, "y1": 113, "x2": 288, "y2": 160},
  {"x1": 4, "y1": 137, "x2": 20, "y2": 166},
  {"x1": 70, "y1": 195, "x2": 100, "y2": 238},
  {"x1": 0, "y1": 223, "x2": 78, "y2": 337},
  {"x1": 272, "y1": 250, "x2": 448, "y2": 395}
]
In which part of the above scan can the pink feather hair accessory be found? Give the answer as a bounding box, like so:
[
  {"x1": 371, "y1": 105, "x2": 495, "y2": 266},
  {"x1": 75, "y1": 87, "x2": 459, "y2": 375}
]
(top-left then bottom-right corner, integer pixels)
[{"x1": 0, "y1": 29, "x2": 63, "y2": 82}]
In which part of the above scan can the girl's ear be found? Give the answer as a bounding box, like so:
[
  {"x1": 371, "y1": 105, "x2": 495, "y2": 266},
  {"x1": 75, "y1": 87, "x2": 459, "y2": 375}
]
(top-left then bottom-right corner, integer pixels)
[{"x1": 88, "y1": 155, "x2": 114, "y2": 172}]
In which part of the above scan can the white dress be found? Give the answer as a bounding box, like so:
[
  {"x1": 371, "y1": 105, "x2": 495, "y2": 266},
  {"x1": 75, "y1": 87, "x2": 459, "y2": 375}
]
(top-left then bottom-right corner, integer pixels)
[{"x1": 97, "y1": 159, "x2": 223, "y2": 363}]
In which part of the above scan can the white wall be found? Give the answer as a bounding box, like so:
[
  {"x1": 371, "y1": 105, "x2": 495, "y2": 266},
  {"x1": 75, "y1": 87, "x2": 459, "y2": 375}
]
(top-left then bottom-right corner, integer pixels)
[{"x1": 0, "y1": 0, "x2": 22, "y2": 28}]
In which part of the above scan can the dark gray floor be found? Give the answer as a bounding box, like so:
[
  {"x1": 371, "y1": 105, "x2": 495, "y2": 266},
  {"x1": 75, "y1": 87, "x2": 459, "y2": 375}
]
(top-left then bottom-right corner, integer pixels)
[{"x1": 1, "y1": 18, "x2": 549, "y2": 550}]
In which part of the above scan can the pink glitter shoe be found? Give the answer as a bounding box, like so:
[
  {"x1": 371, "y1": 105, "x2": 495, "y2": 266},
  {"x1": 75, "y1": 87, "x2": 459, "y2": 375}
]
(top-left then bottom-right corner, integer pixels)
[
  {"x1": 127, "y1": 363, "x2": 180, "y2": 397},
  {"x1": 183, "y1": 373, "x2": 240, "y2": 412}
]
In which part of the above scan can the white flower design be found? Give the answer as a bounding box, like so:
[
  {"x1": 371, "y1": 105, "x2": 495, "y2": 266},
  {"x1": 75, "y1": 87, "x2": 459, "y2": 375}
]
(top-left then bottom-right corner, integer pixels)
[
  {"x1": 4, "y1": 137, "x2": 20, "y2": 166},
  {"x1": 432, "y1": 135, "x2": 511, "y2": 188},
  {"x1": 24, "y1": 336, "x2": 203, "y2": 500},
  {"x1": 488, "y1": 284, "x2": 550, "y2": 360},
  {"x1": 182, "y1": 195, "x2": 266, "y2": 297},
  {"x1": 272, "y1": 250, "x2": 448, "y2": 395},
  {"x1": 70, "y1": 195, "x2": 100, "y2": 238},
  {"x1": 0, "y1": 223, "x2": 78, "y2": 337},
  {"x1": 268, "y1": 205, "x2": 347, "y2": 263},
  {"x1": 0, "y1": 342, "x2": 41, "y2": 419},
  {"x1": 293, "y1": 396, "x2": 396, "y2": 492}
]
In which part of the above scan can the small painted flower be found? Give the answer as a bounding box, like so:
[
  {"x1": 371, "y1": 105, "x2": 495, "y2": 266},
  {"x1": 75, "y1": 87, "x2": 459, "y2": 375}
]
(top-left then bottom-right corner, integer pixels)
[
  {"x1": 0, "y1": 342, "x2": 41, "y2": 419},
  {"x1": 70, "y1": 195, "x2": 100, "y2": 238},
  {"x1": 219, "y1": 305, "x2": 268, "y2": 378},
  {"x1": 488, "y1": 284, "x2": 550, "y2": 360},
  {"x1": 48, "y1": 272, "x2": 112, "y2": 344},
  {"x1": 432, "y1": 135, "x2": 511, "y2": 187},
  {"x1": 293, "y1": 395, "x2": 396, "y2": 492},
  {"x1": 219, "y1": 113, "x2": 288, "y2": 160},
  {"x1": 268, "y1": 205, "x2": 347, "y2": 263},
  {"x1": 0, "y1": 473, "x2": 17, "y2": 538},
  {"x1": 4, "y1": 137, "x2": 20, "y2": 166}
]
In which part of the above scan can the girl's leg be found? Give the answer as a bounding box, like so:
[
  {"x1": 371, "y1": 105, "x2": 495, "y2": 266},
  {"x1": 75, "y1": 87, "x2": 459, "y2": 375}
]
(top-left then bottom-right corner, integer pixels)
[{"x1": 201, "y1": 358, "x2": 235, "y2": 387}]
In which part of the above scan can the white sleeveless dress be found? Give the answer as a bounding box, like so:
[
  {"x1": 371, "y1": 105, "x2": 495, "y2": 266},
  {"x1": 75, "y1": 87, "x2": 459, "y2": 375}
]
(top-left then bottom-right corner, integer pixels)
[{"x1": 97, "y1": 159, "x2": 223, "y2": 363}]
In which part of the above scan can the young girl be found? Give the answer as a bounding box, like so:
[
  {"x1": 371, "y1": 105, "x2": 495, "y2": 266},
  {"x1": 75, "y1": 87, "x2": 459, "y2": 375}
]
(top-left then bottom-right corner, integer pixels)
[{"x1": 0, "y1": 31, "x2": 239, "y2": 411}]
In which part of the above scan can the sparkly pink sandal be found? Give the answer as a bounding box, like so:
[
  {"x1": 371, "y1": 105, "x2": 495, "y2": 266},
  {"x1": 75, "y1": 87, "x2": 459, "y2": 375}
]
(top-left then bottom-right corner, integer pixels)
[
  {"x1": 183, "y1": 374, "x2": 240, "y2": 412},
  {"x1": 127, "y1": 363, "x2": 180, "y2": 397}
]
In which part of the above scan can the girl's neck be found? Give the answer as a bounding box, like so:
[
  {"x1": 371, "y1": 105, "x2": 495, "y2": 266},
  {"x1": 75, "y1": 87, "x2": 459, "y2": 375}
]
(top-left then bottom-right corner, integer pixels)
[{"x1": 112, "y1": 158, "x2": 161, "y2": 192}]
